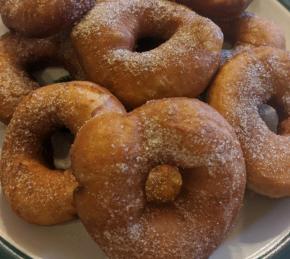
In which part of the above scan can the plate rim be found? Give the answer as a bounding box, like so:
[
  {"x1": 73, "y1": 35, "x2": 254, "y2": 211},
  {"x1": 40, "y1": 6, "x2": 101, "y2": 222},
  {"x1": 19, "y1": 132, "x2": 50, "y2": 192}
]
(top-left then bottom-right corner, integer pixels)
[
  {"x1": 1, "y1": 230, "x2": 290, "y2": 259},
  {"x1": 0, "y1": 236, "x2": 31, "y2": 259}
]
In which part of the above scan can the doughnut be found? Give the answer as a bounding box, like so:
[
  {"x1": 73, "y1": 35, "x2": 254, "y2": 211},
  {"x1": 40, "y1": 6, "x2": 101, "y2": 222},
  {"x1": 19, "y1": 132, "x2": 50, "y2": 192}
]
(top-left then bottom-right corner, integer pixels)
[
  {"x1": 173, "y1": 0, "x2": 253, "y2": 19},
  {"x1": 0, "y1": 0, "x2": 96, "y2": 37},
  {"x1": 216, "y1": 12, "x2": 286, "y2": 63},
  {"x1": 0, "y1": 32, "x2": 85, "y2": 124},
  {"x1": 71, "y1": 98, "x2": 246, "y2": 258},
  {"x1": 279, "y1": 118, "x2": 290, "y2": 135},
  {"x1": 0, "y1": 81, "x2": 125, "y2": 225},
  {"x1": 145, "y1": 165, "x2": 183, "y2": 203},
  {"x1": 72, "y1": 0, "x2": 223, "y2": 109},
  {"x1": 208, "y1": 47, "x2": 290, "y2": 198}
]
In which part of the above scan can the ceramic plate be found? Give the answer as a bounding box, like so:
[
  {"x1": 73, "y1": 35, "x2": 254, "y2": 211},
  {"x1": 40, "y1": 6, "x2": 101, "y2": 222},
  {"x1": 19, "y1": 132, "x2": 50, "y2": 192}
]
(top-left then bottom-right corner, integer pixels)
[{"x1": 0, "y1": 0, "x2": 289, "y2": 258}]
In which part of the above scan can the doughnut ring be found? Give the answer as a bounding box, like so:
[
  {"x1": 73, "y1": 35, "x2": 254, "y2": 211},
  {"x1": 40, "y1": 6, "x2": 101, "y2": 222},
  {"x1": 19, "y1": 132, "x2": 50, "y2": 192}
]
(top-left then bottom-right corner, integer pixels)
[
  {"x1": 217, "y1": 12, "x2": 286, "y2": 63},
  {"x1": 280, "y1": 118, "x2": 290, "y2": 135},
  {"x1": 209, "y1": 47, "x2": 290, "y2": 198},
  {"x1": 0, "y1": 33, "x2": 85, "y2": 124},
  {"x1": 72, "y1": 98, "x2": 246, "y2": 258},
  {"x1": 173, "y1": 0, "x2": 253, "y2": 19},
  {"x1": 0, "y1": 81, "x2": 125, "y2": 225},
  {"x1": 72, "y1": 0, "x2": 223, "y2": 109},
  {"x1": 0, "y1": 0, "x2": 96, "y2": 37}
]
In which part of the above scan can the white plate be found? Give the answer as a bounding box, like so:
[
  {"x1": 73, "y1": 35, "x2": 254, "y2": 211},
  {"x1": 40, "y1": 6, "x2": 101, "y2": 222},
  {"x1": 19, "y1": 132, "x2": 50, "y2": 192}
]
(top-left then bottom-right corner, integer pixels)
[{"x1": 0, "y1": 0, "x2": 289, "y2": 258}]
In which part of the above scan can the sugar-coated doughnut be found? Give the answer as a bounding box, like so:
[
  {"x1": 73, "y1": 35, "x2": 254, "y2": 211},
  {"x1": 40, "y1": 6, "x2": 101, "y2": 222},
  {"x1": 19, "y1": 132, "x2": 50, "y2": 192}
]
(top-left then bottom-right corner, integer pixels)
[
  {"x1": 72, "y1": 98, "x2": 246, "y2": 259},
  {"x1": 173, "y1": 0, "x2": 253, "y2": 19},
  {"x1": 209, "y1": 47, "x2": 290, "y2": 198},
  {"x1": 72, "y1": 0, "x2": 223, "y2": 109},
  {"x1": 0, "y1": 81, "x2": 125, "y2": 225},
  {"x1": 279, "y1": 118, "x2": 290, "y2": 135},
  {"x1": 0, "y1": 0, "x2": 96, "y2": 37},
  {"x1": 0, "y1": 33, "x2": 85, "y2": 124},
  {"x1": 217, "y1": 12, "x2": 286, "y2": 63}
]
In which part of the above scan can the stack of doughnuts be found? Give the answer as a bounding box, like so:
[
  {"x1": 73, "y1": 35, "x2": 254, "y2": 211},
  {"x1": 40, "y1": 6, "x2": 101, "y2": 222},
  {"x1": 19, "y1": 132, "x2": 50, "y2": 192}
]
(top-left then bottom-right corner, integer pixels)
[{"x1": 0, "y1": 0, "x2": 289, "y2": 258}]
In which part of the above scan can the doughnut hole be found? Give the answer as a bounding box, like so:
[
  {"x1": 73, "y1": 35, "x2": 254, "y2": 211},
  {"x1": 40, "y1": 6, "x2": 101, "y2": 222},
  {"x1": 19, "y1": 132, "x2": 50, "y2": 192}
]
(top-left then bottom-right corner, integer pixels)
[
  {"x1": 219, "y1": 22, "x2": 236, "y2": 53},
  {"x1": 258, "y1": 104, "x2": 279, "y2": 133},
  {"x1": 221, "y1": 38, "x2": 236, "y2": 61},
  {"x1": 132, "y1": 16, "x2": 178, "y2": 53},
  {"x1": 42, "y1": 127, "x2": 74, "y2": 170},
  {"x1": 134, "y1": 36, "x2": 170, "y2": 53},
  {"x1": 27, "y1": 61, "x2": 71, "y2": 86},
  {"x1": 145, "y1": 165, "x2": 182, "y2": 203},
  {"x1": 259, "y1": 98, "x2": 290, "y2": 135},
  {"x1": 222, "y1": 40, "x2": 234, "y2": 50}
]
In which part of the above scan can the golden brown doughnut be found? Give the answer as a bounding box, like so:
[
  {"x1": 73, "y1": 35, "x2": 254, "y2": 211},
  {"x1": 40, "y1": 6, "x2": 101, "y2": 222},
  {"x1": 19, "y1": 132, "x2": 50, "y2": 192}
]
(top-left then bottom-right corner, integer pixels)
[
  {"x1": 279, "y1": 118, "x2": 290, "y2": 135},
  {"x1": 216, "y1": 12, "x2": 286, "y2": 63},
  {"x1": 145, "y1": 165, "x2": 183, "y2": 203},
  {"x1": 71, "y1": 98, "x2": 246, "y2": 259},
  {"x1": 0, "y1": 81, "x2": 125, "y2": 225},
  {"x1": 173, "y1": 0, "x2": 253, "y2": 19},
  {"x1": 72, "y1": 0, "x2": 223, "y2": 109},
  {"x1": 0, "y1": 32, "x2": 85, "y2": 124},
  {"x1": 208, "y1": 47, "x2": 290, "y2": 198},
  {"x1": 0, "y1": 0, "x2": 95, "y2": 37}
]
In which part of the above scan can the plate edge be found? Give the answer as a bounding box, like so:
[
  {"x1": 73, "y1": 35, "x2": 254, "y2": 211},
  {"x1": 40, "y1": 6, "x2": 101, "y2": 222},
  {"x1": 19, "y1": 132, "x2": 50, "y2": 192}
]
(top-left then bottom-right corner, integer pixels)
[{"x1": 0, "y1": 236, "x2": 31, "y2": 259}]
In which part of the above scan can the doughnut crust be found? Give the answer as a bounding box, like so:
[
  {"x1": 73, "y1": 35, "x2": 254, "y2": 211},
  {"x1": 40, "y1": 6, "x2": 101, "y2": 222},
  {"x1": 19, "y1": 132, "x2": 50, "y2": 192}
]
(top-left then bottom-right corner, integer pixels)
[
  {"x1": 72, "y1": 0, "x2": 223, "y2": 109},
  {"x1": 0, "y1": 0, "x2": 95, "y2": 37},
  {"x1": 72, "y1": 98, "x2": 246, "y2": 259},
  {"x1": 173, "y1": 0, "x2": 253, "y2": 19},
  {"x1": 217, "y1": 12, "x2": 286, "y2": 63},
  {"x1": 208, "y1": 47, "x2": 290, "y2": 198},
  {"x1": 0, "y1": 81, "x2": 125, "y2": 225},
  {"x1": 0, "y1": 32, "x2": 85, "y2": 124}
]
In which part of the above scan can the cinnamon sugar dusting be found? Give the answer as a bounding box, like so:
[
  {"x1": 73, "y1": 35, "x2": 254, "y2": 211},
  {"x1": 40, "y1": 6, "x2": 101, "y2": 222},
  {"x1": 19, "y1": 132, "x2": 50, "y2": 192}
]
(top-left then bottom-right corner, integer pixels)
[
  {"x1": 72, "y1": 98, "x2": 246, "y2": 258},
  {"x1": 0, "y1": 82, "x2": 125, "y2": 225},
  {"x1": 1, "y1": 0, "x2": 95, "y2": 36},
  {"x1": 209, "y1": 47, "x2": 290, "y2": 197},
  {"x1": 0, "y1": 32, "x2": 85, "y2": 123},
  {"x1": 72, "y1": 0, "x2": 223, "y2": 107},
  {"x1": 145, "y1": 165, "x2": 182, "y2": 203}
]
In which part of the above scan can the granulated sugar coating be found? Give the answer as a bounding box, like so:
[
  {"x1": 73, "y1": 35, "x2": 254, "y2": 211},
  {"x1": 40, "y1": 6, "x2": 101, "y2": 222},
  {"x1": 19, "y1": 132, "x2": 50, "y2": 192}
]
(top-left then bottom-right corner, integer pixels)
[
  {"x1": 209, "y1": 46, "x2": 290, "y2": 198},
  {"x1": 72, "y1": 98, "x2": 246, "y2": 259},
  {"x1": 0, "y1": 0, "x2": 96, "y2": 37},
  {"x1": 0, "y1": 32, "x2": 85, "y2": 124},
  {"x1": 72, "y1": 0, "x2": 223, "y2": 109},
  {"x1": 0, "y1": 81, "x2": 125, "y2": 225}
]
